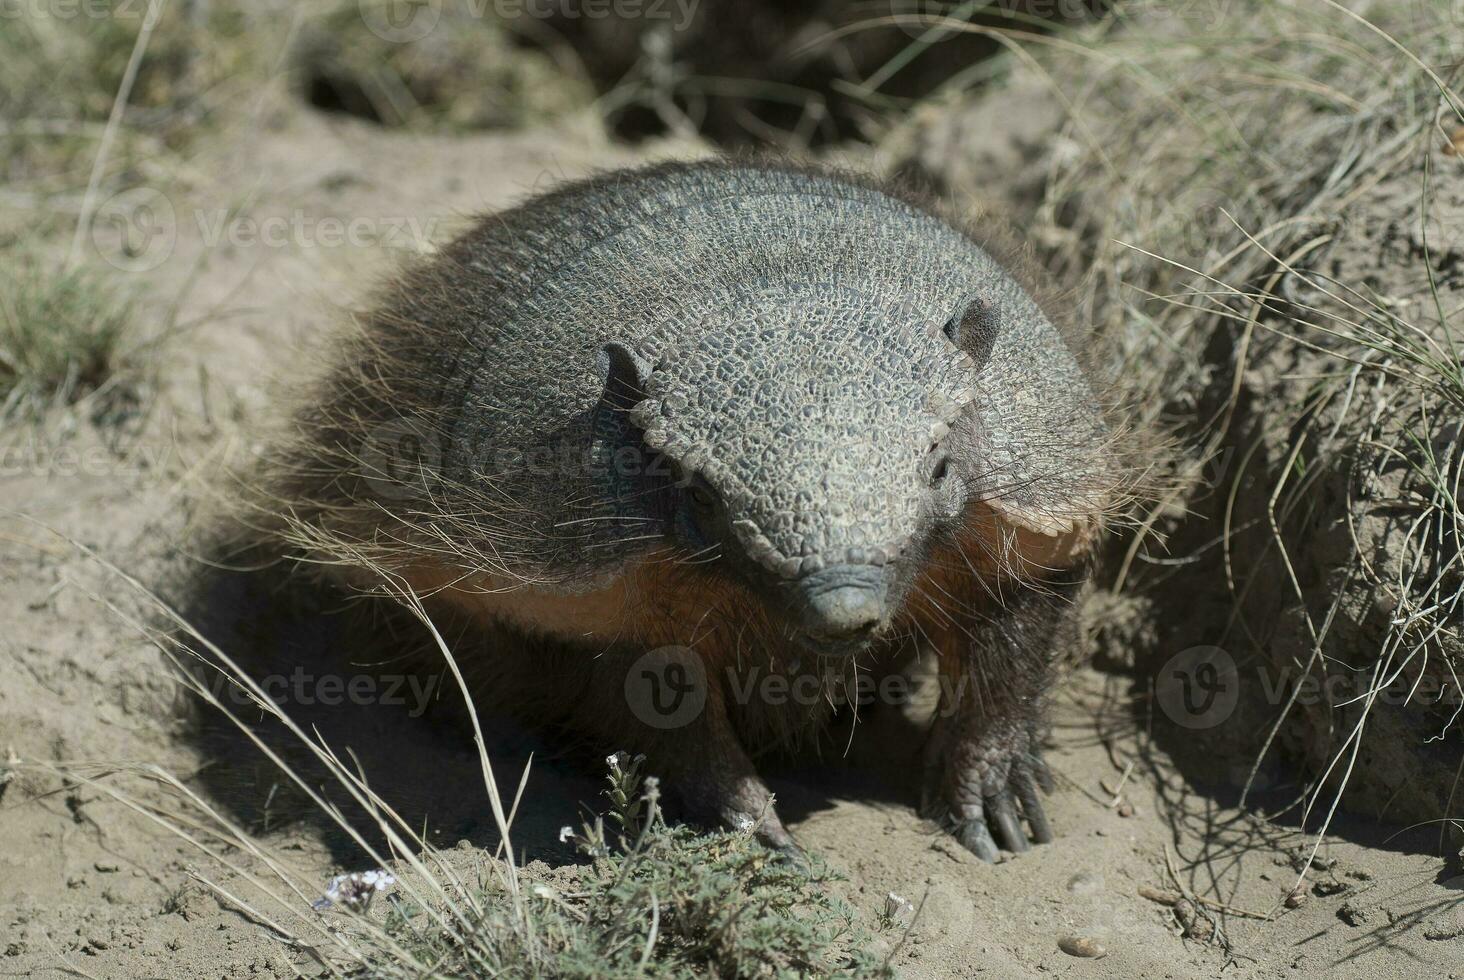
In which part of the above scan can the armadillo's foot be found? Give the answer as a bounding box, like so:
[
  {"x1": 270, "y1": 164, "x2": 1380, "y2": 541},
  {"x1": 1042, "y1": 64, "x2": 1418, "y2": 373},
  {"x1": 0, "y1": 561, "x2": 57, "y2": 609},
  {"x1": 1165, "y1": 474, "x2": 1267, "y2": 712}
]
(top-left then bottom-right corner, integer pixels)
[
  {"x1": 923, "y1": 718, "x2": 1054, "y2": 863},
  {"x1": 752, "y1": 813, "x2": 803, "y2": 856},
  {"x1": 670, "y1": 769, "x2": 803, "y2": 857}
]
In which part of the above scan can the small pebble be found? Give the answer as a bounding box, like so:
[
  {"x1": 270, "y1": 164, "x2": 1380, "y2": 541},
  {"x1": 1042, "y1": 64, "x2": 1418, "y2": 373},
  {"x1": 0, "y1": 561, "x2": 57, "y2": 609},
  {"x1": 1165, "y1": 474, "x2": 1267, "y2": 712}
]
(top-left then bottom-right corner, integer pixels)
[
  {"x1": 1174, "y1": 899, "x2": 1214, "y2": 941},
  {"x1": 1284, "y1": 886, "x2": 1307, "y2": 909},
  {"x1": 1138, "y1": 885, "x2": 1182, "y2": 905},
  {"x1": 1117, "y1": 803, "x2": 1135, "y2": 818},
  {"x1": 1066, "y1": 871, "x2": 1105, "y2": 895},
  {"x1": 1338, "y1": 901, "x2": 1370, "y2": 927},
  {"x1": 1443, "y1": 125, "x2": 1464, "y2": 156},
  {"x1": 1058, "y1": 936, "x2": 1108, "y2": 958}
]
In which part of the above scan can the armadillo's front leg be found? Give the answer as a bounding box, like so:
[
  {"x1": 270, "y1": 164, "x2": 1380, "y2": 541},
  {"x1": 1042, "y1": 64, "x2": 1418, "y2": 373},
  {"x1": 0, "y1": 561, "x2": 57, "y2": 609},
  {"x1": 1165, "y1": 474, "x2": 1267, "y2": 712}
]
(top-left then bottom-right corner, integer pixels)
[
  {"x1": 611, "y1": 647, "x2": 798, "y2": 853},
  {"x1": 921, "y1": 577, "x2": 1082, "y2": 861}
]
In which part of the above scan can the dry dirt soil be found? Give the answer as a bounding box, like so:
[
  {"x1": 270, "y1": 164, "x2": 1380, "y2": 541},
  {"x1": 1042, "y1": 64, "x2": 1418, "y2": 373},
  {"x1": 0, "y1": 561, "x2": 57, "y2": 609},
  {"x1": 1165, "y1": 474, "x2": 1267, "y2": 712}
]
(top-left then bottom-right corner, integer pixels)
[{"x1": 4, "y1": 96, "x2": 1464, "y2": 979}]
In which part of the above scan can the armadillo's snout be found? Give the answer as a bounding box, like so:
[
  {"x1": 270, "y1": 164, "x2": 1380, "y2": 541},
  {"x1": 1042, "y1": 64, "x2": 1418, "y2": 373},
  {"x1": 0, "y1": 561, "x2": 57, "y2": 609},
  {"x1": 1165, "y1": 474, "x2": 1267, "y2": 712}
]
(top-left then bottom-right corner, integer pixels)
[{"x1": 798, "y1": 565, "x2": 886, "y2": 640}]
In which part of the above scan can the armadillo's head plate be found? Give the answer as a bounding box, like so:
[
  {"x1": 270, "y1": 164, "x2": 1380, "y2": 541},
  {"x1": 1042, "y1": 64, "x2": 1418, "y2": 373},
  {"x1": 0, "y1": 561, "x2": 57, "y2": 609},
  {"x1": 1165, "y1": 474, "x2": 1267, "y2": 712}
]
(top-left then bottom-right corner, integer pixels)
[{"x1": 628, "y1": 285, "x2": 979, "y2": 579}]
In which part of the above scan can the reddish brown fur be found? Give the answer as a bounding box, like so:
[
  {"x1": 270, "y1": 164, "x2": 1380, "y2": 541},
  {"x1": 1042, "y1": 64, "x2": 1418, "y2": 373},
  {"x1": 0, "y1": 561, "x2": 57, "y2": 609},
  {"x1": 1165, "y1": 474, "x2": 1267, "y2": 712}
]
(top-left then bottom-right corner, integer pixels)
[{"x1": 397, "y1": 500, "x2": 1097, "y2": 708}]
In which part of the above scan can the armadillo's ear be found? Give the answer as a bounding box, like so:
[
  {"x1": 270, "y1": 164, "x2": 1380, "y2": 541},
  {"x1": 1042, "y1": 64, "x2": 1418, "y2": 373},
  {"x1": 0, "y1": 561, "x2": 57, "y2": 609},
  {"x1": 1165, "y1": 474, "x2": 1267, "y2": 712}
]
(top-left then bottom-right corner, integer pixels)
[
  {"x1": 942, "y1": 295, "x2": 1000, "y2": 370},
  {"x1": 597, "y1": 340, "x2": 653, "y2": 411}
]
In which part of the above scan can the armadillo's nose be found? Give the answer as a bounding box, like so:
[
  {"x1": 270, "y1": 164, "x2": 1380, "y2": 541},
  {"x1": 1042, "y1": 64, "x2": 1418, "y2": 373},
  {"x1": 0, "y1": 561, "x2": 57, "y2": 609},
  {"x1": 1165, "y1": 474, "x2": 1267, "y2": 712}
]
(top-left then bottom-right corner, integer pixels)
[{"x1": 799, "y1": 565, "x2": 885, "y2": 638}]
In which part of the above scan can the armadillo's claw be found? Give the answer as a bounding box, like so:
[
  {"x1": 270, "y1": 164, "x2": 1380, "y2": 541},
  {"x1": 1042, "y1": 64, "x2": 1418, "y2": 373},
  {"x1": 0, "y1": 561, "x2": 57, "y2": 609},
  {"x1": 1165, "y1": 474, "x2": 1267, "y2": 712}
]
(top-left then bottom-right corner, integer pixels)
[
  {"x1": 925, "y1": 719, "x2": 1055, "y2": 863},
  {"x1": 753, "y1": 816, "x2": 802, "y2": 856},
  {"x1": 1013, "y1": 757, "x2": 1055, "y2": 844},
  {"x1": 989, "y1": 792, "x2": 1031, "y2": 853},
  {"x1": 953, "y1": 815, "x2": 1001, "y2": 863},
  {"x1": 762, "y1": 832, "x2": 813, "y2": 874}
]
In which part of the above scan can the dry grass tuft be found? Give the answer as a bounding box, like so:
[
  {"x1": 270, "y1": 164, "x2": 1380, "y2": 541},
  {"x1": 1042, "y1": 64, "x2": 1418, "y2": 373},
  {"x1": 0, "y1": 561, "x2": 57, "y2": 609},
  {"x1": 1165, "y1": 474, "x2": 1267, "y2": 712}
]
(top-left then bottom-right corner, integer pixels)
[
  {"x1": 892, "y1": 0, "x2": 1464, "y2": 844},
  {"x1": 296, "y1": 0, "x2": 595, "y2": 132},
  {"x1": 0, "y1": 257, "x2": 142, "y2": 421},
  {"x1": 0, "y1": 0, "x2": 286, "y2": 200}
]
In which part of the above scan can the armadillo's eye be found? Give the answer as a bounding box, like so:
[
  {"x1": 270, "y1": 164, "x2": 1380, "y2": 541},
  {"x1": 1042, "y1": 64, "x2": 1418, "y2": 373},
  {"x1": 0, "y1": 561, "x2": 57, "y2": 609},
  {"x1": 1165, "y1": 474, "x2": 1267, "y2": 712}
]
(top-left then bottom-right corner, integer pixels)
[
  {"x1": 929, "y1": 455, "x2": 950, "y2": 487},
  {"x1": 689, "y1": 480, "x2": 718, "y2": 511}
]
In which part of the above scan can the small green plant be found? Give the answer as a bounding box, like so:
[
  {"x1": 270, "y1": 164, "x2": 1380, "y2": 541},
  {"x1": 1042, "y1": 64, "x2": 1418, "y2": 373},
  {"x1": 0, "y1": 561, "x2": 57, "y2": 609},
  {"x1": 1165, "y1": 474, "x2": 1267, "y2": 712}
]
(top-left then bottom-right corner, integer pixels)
[
  {"x1": 875, "y1": 891, "x2": 915, "y2": 932},
  {"x1": 383, "y1": 753, "x2": 892, "y2": 979},
  {"x1": 159, "y1": 885, "x2": 188, "y2": 916},
  {"x1": 0, "y1": 259, "x2": 137, "y2": 420}
]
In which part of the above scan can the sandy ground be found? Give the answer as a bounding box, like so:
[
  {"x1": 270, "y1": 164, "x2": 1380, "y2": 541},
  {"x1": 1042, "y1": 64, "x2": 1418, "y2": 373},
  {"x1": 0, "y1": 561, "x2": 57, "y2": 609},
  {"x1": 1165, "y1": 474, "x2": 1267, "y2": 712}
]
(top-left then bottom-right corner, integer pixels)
[{"x1": 4, "y1": 100, "x2": 1464, "y2": 979}]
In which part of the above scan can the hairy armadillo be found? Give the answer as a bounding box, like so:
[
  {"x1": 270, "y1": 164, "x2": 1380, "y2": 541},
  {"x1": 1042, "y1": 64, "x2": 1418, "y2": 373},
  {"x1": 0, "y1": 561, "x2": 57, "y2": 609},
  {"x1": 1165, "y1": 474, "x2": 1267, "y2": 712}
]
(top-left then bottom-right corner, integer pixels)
[{"x1": 264, "y1": 159, "x2": 1123, "y2": 860}]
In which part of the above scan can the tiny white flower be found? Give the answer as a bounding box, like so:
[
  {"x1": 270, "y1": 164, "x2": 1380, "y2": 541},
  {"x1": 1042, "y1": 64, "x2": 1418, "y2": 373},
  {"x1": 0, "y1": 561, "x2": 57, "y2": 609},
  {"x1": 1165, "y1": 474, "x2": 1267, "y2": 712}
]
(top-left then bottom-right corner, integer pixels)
[
  {"x1": 312, "y1": 869, "x2": 396, "y2": 912},
  {"x1": 735, "y1": 816, "x2": 755, "y2": 833},
  {"x1": 559, "y1": 825, "x2": 575, "y2": 843}
]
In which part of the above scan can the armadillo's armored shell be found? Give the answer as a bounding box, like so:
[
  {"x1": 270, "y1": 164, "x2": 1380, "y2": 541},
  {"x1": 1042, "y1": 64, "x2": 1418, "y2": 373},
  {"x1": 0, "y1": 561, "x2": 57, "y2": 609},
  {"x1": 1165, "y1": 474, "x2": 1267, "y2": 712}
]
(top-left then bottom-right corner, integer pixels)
[{"x1": 407, "y1": 162, "x2": 1109, "y2": 583}]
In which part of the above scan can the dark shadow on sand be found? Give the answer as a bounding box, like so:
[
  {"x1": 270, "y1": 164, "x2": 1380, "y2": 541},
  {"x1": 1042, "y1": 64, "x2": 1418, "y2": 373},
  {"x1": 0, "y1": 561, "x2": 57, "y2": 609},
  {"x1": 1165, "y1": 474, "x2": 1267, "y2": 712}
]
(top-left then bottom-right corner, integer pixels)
[
  {"x1": 171, "y1": 561, "x2": 603, "y2": 867},
  {"x1": 167, "y1": 559, "x2": 936, "y2": 869}
]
